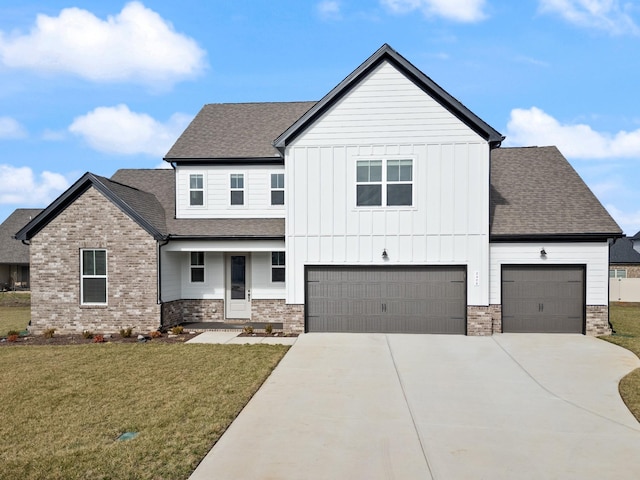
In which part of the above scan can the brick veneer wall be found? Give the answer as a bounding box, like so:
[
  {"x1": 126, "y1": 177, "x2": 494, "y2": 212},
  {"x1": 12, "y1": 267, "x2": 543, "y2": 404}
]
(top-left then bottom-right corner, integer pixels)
[
  {"x1": 586, "y1": 305, "x2": 611, "y2": 336},
  {"x1": 490, "y1": 304, "x2": 502, "y2": 333},
  {"x1": 162, "y1": 299, "x2": 224, "y2": 327},
  {"x1": 252, "y1": 299, "x2": 304, "y2": 334},
  {"x1": 466, "y1": 306, "x2": 493, "y2": 336},
  {"x1": 610, "y1": 264, "x2": 640, "y2": 278},
  {"x1": 29, "y1": 187, "x2": 161, "y2": 334}
]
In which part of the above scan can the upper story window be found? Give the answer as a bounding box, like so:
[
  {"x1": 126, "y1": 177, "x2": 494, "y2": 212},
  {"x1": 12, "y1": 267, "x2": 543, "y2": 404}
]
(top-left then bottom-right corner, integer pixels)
[
  {"x1": 189, "y1": 174, "x2": 204, "y2": 206},
  {"x1": 356, "y1": 159, "x2": 413, "y2": 207},
  {"x1": 230, "y1": 173, "x2": 244, "y2": 205},
  {"x1": 610, "y1": 269, "x2": 627, "y2": 279},
  {"x1": 271, "y1": 252, "x2": 285, "y2": 282},
  {"x1": 81, "y1": 249, "x2": 107, "y2": 305},
  {"x1": 190, "y1": 252, "x2": 205, "y2": 282},
  {"x1": 271, "y1": 173, "x2": 284, "y2": 205}
]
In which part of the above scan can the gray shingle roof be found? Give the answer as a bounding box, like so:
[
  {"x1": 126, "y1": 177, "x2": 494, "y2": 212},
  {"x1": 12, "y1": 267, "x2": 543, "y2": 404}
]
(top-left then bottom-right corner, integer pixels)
[
  {"x1": 490, "y1": 146, "x2": 621, "y2": 238},
  {"x1": 164, "y1": 102, "x2": 316, "y2": 160},
  {"x1": 0, "y1": 209, "x2": 42, "y2": 263},
  {"x1": 610, "y1": 237, "x2": 640, "y2": 264},
  {"x1": 110, "y1": 169, "x2": 284, "y2": 237}
]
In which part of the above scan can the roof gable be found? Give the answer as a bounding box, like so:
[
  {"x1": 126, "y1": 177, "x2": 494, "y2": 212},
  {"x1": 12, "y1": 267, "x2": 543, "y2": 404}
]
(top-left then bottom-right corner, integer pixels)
[
  {"x1": 15, "y1": 173, "x2": 167, "y2": 241},
  {"x1": 274, "y1": 44, "x2": 503, "y2": 152}
]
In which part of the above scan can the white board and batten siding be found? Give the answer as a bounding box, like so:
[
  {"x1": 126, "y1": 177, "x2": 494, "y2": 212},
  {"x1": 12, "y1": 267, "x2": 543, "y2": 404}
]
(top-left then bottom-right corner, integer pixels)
[
  {"x1": 285, "y1": 60, "x2": 491, "y2": 306},
  {"x1": 489, "y1": 243, "x2": 610, "y2": 306},
  {"x1": 175, "y1": 165, "x2": 285, "y2": 219}
]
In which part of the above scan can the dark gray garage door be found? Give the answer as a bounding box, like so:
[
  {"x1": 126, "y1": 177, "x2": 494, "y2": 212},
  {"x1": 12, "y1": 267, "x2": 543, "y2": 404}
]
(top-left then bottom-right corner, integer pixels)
[
  {"x1": 502, "y1": 265, "x2": 585, "y2": 333},
  {"x1": 306, "y1": 266, "x2": 466, "y2": 334}
]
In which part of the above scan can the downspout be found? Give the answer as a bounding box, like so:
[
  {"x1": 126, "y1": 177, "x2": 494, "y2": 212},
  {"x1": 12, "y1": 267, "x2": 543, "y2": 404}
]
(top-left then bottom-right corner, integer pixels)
[
  {"x1": 607, "y1": 237, "x2": 618, "y2": 334},
  {"x1": 158, "y1": 237, "x2": 170, "y2": 329}
]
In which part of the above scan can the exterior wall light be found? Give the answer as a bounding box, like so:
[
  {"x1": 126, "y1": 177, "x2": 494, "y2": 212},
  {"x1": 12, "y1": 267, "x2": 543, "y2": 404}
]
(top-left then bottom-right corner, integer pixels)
[
  {"x1": 382, "y1": 248, "x2": 388, "y2": 259},
  {"x1": 540, "y1": 248, "x2": 547, "y2": 259}
]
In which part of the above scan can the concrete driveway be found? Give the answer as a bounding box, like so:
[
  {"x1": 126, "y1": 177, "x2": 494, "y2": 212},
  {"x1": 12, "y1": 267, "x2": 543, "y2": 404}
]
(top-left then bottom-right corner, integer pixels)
[{"x1": 190, "y1": 333, "x2": 640, "y2": 479}]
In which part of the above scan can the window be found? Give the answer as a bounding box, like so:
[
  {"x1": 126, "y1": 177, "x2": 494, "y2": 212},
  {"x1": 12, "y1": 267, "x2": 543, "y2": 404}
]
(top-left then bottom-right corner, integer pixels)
[
  {"x1": 190, "y1": 252, "x2": 205, "y2": 283},
  {"x1": 81, "y1": 249, "x2": 107, "y2": 304},
  {"x1": 610, "y1": 269, "x2": 627, "y2": 278},
  {"x1": 356, "y1": 159, "x2": 412, "y2": 207},
  {"x1": 271, "y1": 252, "x2": 285, "y2": 282},
  {"x1": 189, "y1": 174, "x2": 204, "y2": 206},
  {"x1": 271, "y1": 173, "x2": 284, "y2": 205},
  {"x1": 230, "y1": 174, "x2": 244, "y2": 205}
]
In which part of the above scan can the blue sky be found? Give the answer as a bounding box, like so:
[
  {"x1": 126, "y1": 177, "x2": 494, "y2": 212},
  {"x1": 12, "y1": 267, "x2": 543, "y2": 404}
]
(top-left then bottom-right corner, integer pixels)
[{"x1": 1, "y1": 0, "x2": 639, "y2": 234}]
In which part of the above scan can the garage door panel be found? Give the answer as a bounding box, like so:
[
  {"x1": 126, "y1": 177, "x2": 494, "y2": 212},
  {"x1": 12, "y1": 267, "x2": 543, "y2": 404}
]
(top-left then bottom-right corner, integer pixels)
[
  {"x1": 306, "y1": 266, "x2": 466, "y2": 334},
  {"x1": 502, "y1": 266, "x2": 584, "y2": 334}
]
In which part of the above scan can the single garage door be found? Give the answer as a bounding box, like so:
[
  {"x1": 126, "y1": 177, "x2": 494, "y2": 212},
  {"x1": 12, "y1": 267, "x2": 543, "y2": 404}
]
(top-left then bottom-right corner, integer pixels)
[
  {"x1": 306, "y1": 266, "x2": 466, "y2": 334},
  {"x1": 502, "y1": 265, "x2": 585, "y2": 333}
]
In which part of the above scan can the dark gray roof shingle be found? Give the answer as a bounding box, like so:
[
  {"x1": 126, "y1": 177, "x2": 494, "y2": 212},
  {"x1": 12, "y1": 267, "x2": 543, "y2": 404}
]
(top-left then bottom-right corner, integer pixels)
[
  {"x1": 110, "y1": 169, "x2": 284, "y2": 237},
  {"x1": 610, "y1": 237, "x2": 640, "y2": 264},
  {"x1": 0, "y1": 209, "x2": 42, "y2": 263},
  {"x1": 164, "y1": 102, "x2": 316, "y2": 160},
  {"x1": 490, "y1": 146, "x2": 621, "y2": 237}
]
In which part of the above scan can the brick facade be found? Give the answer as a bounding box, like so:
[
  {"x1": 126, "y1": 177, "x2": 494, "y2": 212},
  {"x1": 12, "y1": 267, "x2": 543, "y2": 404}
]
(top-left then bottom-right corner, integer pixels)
[
  {"x1": 586, "y1": 305, "x2": 612, "y2": 336},
  {"x1": 161, "y1": 299, "x2": 224, "y2": 327},
  {"x1": 490, "y1": 304, "x2": 502, "y2": 334},
  {"x1": 466, "y1": 306, "x2": 493, "y2": 336},
  {"x1": 29, "y1": 188, "x2": 161, "y2": 335},
  {"x1": 610, "y1": 264, "x2": 640, "y2": 278},
  {"x1": 252, "y1": 299, "x2": 304, "y2": 334}
]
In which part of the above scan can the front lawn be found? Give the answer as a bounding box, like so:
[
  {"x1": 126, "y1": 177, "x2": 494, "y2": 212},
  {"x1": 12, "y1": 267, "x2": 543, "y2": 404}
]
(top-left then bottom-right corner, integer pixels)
[
  {"x1": 0, "y1": 292, "x2": 30, "y2": 336},
  {"x1": 0, "y1": 343, "x2": 288, "y2": 480},
  {"x1": 602, "y1": 302, "x2": 640, "y2": 422}
]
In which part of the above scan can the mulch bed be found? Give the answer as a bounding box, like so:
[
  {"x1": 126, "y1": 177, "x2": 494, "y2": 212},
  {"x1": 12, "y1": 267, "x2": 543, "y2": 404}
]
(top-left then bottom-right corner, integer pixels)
[{"x1": 0, "y1": 332, "x2": 201, "y2": 347}]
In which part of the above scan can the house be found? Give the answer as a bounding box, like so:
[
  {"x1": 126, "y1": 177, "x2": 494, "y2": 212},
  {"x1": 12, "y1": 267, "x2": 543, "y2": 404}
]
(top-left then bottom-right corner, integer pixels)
[
  {"x1": 609, "y1": 236, "x2": 640, "y2": 302},
  {"x1": 0, "y1": 209, "x2": 42, "y2": 290},
  {"x1": 16, "y1": 44, "x2": 622, "y2": 336}
]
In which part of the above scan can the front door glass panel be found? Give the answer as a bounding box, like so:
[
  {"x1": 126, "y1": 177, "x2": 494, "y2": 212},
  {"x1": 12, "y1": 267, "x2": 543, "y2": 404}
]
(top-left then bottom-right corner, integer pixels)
[{"x1": 231, "y1": 256, "x2": 246, "y2": 299}]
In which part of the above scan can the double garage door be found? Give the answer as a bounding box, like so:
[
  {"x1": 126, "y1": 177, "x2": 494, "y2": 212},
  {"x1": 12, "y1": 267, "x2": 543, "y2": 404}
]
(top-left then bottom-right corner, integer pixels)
[
  {"x1": 502, "y1": 265, "x2": 585, "y2": 333},
  {"x1": 306, "y1": 266, "x2": 466, "y2": 334}
]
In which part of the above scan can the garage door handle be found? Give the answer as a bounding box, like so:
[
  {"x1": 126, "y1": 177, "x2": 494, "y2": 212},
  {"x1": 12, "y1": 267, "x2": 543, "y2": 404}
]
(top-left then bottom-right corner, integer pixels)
[
  {"x1": 381, "y1": 303, "x2": 386, "y2": 313},
  {"x1": 539, "y1": 303, "x2": 544, "y2": 312}
]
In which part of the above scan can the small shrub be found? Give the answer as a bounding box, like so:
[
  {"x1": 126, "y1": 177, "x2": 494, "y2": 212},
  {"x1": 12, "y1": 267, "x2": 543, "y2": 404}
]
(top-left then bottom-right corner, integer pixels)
[
  {"x1": 93, "y1": 334, "x2": 105, "y2": 343},
  {"x1": 150, "y1": 330, "x2": 162, "y2": 338},
  {"x1": 265, "y1": 323, "x2": 273, "y2": 335},
  {"x1": 7, "y1": 329, "x2": 19, "y2": 336},
  {"x1": 171, "y1": 326, "x2": 184, "y2": 335},
  {"x1": 242, "y1": 325, "x2": 254, "y2": 334},
  {"x1": 43, "y1": 328, "x2": 56, "y2": 339},
  {"x1": 82, "y1": 330, "x2": 94, "y2": 339},
  {"x1": 120, "y1": 327, "x2": 133, "y2": 338},
  {"x1": 7, "y1": 334, "x2": 18, "y2": 342}
]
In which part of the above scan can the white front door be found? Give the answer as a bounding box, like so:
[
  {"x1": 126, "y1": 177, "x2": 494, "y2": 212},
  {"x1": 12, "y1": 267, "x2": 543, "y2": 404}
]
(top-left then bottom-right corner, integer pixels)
[{"x1": 226, "y1": 254, "x2": 251, "y2": 319}]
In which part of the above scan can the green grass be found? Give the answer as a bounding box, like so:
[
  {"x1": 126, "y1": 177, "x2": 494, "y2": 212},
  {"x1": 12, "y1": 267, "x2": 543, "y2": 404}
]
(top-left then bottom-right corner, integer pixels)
[
  {"x1": 0, "y1": 343, "x2": 289, "y2": 480},
  {"x1": 602, "y1": 302, "x2": 640, "y2": 422},
  {"x1": 0, "y1": 292, "x2": 31, "y2": 336}
]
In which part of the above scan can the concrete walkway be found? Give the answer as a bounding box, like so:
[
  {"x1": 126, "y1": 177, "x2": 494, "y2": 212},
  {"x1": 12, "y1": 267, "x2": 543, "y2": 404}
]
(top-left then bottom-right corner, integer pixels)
[
  {"x1": 186, "y1": 331, "x2": 297, "y2": 345},
  {"x1": 190, "y1": 333, "x2": 640, "y2": 480}
]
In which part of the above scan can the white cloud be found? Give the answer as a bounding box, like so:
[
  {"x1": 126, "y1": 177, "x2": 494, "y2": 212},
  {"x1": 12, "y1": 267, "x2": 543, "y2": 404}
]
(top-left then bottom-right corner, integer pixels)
[
  {"x1": 0, "y1": 165, "x2": 69, "y2": 205},
  {"x1": 317, "y1": 1, "x2": 342, "y2": 19},
  {"x1": 0, "y1": 2, "x2": 206, "y2": 89},
  {"x1": 381, "y1": 0, "x2": 487, "y2": 22},
  {"x1": 505, "y1": 107, "x2": 640, "y2": 159},
  {"x1": 604, "y1": 203, "x2": 640, "y2": 235},
  {"x1": 538, "y1": 0, "x2": 640, "y2": 35},
  {"x1": 0, "y1": 116, "x2": 26, "y2": 138},
  {"x1": 69, "y1": 104, "x2": 192, "y2": 157}
]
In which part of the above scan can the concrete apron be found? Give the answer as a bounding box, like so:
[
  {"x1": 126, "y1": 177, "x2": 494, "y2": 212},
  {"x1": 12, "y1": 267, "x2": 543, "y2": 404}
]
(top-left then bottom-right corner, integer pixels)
[{"x1": 189, "y1": 333, "x2": 640, "y2": 480}]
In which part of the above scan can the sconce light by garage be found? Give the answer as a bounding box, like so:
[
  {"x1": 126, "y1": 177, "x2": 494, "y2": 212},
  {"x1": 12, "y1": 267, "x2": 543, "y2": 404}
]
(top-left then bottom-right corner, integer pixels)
[
  {"x1": 382, "y1": 248, "x2": 388, "y2": 259},
  {"x1": 540, "y1": 248, "x2": 547, "y2": 259}
]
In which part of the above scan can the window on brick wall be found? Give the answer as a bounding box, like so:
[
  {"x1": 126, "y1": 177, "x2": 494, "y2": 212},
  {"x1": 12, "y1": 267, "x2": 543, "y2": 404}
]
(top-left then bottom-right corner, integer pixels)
[
  {"x1": 609, "y1": 268, "x2": 627, "y2": 278},
  {"x1": 81, "y1": 249, "x2": 107, "y2": 304}
]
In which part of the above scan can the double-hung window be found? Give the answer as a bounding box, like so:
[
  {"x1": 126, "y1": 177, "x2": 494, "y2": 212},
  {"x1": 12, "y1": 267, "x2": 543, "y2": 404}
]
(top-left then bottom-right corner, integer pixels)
[
  {"x1": 271, "y1": 173, "x2": 284, "y2": 205},
  {"x1": 356, "y1": 159, "x2": 413, "y2": 207},
  {"x1": 230, "y1": 174, "x2": 244, "y2": 205},
  {"x1": 189, "y1": 174, "x2": 204, "y2": 206},
  {"x1": 81, "y1": 249, "x2": 107, "y2": 305},
  {"x1": 191, "y1": 252, "x2": 205, "y2": 283},
  {"x1": 271, "y1": 252, "x2": 285, "y2": 282}
]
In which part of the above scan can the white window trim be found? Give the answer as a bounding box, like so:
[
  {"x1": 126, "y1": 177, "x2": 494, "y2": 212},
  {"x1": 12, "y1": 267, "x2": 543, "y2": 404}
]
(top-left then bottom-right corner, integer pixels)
[
  {"x1": 610, "y1": 268, "x2": 627, "y2": 279},
  {"x1": 355, "y1": 157, "x2": 415, "y2": 209},
  {"x1": 270, "y1": 172, "x2": 285, "y2": 206},
  {"x1": 190, "y1": 252, "x2": 206, "y2": 284},
  {"x1": 271, "y1": 251, "x2": 285, "y2": 284},
  {"x1": 188, "y1": 172, "x2": 206, "y2": 208},
  {"x1": 229, "y1": 172, "x2": 246, "y2": 207},
  {"x1": 80, "y1": 249, "x2": 108, "y2": 306}
]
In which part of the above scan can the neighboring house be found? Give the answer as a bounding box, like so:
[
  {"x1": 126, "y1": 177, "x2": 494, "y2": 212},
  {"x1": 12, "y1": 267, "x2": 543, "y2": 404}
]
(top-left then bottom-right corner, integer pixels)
[
  {"x1": 0, "y1": 209, "x2": 42, "y2": 291},
  {"x1": 609, "y1": 236, "x2": 640, "y2": 302},
  {"x1": 16, "y1": 44, "x2": 622, "y2": 336}
]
